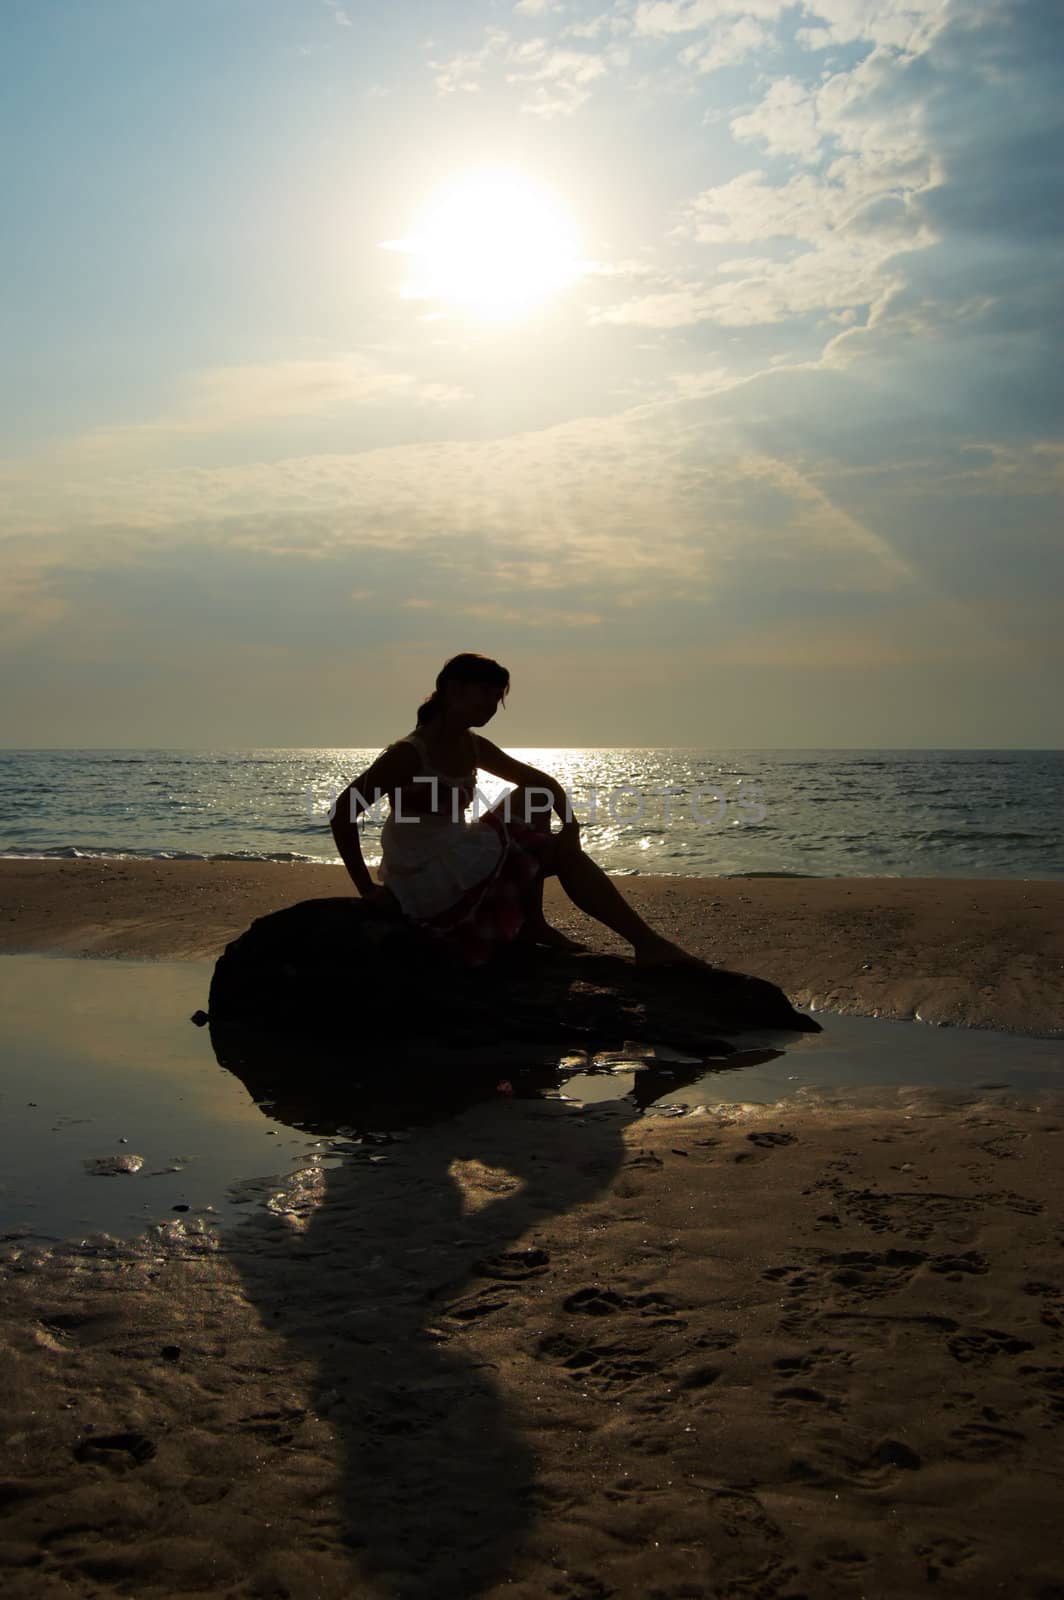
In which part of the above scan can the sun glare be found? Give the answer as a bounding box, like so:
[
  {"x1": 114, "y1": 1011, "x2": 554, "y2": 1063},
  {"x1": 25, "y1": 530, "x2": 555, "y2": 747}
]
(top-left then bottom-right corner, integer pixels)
[{"x1": 385, "y1": 171, "x2": 583, "y2": 320}]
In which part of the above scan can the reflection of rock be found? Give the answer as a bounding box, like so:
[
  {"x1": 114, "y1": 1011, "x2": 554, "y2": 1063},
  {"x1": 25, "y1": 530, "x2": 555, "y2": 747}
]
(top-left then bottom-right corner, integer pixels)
[
  {"x1": 208, "y1": 897, "x2": 817, "y2": 1057},
  {"x1": 209, "y1": 1010, "x2": 752, "y2": 1138},
  {"x1": 209, "y1": 1019, "x2": 566, "y2": 1137}
]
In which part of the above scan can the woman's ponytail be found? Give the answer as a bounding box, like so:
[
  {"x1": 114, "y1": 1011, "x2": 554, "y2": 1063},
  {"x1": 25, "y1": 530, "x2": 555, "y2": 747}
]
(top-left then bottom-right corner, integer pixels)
[{"x1": 416, "y1": 689, "x2": 443, "y2": 725}]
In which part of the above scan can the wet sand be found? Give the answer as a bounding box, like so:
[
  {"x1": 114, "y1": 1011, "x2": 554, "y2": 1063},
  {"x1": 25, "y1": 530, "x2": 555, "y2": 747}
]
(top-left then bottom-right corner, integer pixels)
[{"x1": 2, "y1": 862, "x2": 1064, "y2": 1597}]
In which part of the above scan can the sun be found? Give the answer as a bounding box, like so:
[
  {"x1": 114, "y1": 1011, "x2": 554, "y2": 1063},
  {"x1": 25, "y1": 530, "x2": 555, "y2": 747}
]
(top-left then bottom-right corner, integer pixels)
[{"x1": 385, "y1": 171, "x2": 583, "y2": 320}]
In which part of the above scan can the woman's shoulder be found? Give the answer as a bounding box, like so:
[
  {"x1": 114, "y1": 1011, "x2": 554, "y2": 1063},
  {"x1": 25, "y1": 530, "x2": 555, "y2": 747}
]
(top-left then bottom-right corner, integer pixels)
[{"x1": 366, "y1": 737, "x2": 421, "y2": 782}]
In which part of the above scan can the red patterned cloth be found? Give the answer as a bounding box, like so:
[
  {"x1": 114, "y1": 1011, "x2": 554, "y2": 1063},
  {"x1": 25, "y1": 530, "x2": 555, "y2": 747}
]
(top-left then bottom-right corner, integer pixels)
[{"x1": 411, "y1": 810, "x2": 550, "y2": 966}]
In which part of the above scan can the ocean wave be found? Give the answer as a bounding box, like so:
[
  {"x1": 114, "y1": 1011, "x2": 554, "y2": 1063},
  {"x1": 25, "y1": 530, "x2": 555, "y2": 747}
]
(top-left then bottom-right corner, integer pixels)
[
  {"x1": 910, "y1": 829, "x2": 1052, "y2": 844},
  {"x1": 725, "y1": 870, "x2": 821, "y2": 878}
]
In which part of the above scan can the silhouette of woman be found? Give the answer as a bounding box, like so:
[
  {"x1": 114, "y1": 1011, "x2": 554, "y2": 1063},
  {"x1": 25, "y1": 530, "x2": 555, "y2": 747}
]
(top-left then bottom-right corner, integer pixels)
[{"x1": 331, "y1": 652, "x2": 706, "y2": 969}]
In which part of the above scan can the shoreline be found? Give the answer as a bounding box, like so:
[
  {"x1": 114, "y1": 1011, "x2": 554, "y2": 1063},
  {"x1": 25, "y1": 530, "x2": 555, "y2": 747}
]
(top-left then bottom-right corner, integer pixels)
[{"x1": 1, "y1": 858, "x2": 1062, "y2": 1034}]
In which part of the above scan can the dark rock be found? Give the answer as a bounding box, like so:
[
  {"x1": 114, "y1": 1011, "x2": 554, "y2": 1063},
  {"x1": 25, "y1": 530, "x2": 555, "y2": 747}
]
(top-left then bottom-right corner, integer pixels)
[
  {"x1": 204, "y1": 898, "x2": 817, "y2": 1133},
  {"x1": 207, "y1": 897, "x2": 816, "y2": 1048}
]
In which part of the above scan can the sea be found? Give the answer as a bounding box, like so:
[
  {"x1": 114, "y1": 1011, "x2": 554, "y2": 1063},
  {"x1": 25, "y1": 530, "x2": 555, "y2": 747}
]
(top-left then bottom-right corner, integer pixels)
[{"x1": 1, "y1": 748, "x2": 1061, "y2": 880}]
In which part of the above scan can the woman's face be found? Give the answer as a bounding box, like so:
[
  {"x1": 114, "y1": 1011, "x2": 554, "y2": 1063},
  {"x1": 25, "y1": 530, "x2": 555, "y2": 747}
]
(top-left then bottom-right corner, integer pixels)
[{"x1": 447, "y1": 679, "x2": 505, "y2": 727}]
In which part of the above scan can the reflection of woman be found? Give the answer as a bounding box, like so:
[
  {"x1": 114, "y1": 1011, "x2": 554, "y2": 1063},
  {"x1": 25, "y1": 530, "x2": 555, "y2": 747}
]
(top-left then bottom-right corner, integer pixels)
[{"x1": 332, "y1": 653, "x2": 705, "y2": 969}]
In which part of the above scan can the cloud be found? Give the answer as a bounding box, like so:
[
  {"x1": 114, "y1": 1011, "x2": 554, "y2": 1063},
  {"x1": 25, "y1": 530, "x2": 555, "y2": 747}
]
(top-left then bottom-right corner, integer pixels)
[
  {"x1": 593, "y1": 8, "x2": 1047, "y2": 339},
  {"x1": 0, "y1": 553, "x2": 70, "y2": 644},
  {"x1": 4, "y1": 376, "x2": 1058, "y2": 742},
  {"x1": 48, "y1": 357, "x2": 469, "y2": 465},
  {"x1": 563, "y1": 14, "x2": 615, "y2": 40},
  {"x1": 794, "y1": 0, "x2": 946, "y2": 52},
  {"x1": 321, "y1": 0, "x2": 352, "y2": 26},
  {"x1": 460, "y1": 603, "x2": 604, "y2": 626},
  {"x1": 813, "y1": 2, "x2": 1064, "y2": 438},
  {"x1": 590, "y1": 153, "x2": 932, "y2": 328},
  {"x1": 679, "y1": 17, "x2": 774, "y2": 72},
  {"x1": 731, "y1": 76, "x2": 823, "y2": 160},
  {"x1": 430, "y1": 30, "x2": 509, "y2": 95},
  {"x1": 428, "y1": 17, "x2": 617, "y2": 114},
  {"x1": 632, "y1": 0, "x2": 788, "y2": 37},
  {"x1": 1, "y1": 383, "x2": 920, "y2": 629},
  {"x1": 506, "y1": 42, "x2": 616, "y2": 115},
  {"x1": 633, "y1": 0, "x2": 945, "y2": 54},
  {"x1": 590, "y1": 226, "x2": 916, "y2": 327}
]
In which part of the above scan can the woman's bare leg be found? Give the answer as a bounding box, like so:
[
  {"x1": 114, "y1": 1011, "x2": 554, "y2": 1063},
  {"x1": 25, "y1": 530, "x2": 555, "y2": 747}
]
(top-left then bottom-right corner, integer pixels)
[
  {"x1": 485, "y1": 787, "x2": 701, "y2": 965},
  {"x1": 521, "y1": 872, "x2": 585, "y2": 952},
  {"x1": 553, "y1": 845, "x2": 707, "y2": 967}
]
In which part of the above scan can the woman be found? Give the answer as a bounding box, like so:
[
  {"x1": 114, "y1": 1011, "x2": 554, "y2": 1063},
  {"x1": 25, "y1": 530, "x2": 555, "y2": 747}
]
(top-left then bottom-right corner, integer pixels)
[{"x1": 331, "y1": 652, "x2": 703, "y2": 969}]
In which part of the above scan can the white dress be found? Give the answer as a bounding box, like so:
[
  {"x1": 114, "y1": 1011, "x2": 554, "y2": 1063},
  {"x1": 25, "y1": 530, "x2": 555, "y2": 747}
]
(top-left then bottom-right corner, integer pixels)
[{"x1": 377, "y1": 731, "x2": 504, "y2": 920}]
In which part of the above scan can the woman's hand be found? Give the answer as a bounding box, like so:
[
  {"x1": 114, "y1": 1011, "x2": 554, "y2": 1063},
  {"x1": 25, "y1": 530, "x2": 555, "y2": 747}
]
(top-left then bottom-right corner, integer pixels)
[{"x1": 364, "y1": 883, "x2": 401, "y2": 914}]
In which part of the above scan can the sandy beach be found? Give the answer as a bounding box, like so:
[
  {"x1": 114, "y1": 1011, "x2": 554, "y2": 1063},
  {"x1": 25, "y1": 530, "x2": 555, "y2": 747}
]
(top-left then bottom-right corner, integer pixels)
[
  {"x1": 2, "y1": 862, "x2": 1064, "y2": 1598},
  {"x1": 2, "y1": 859, "x2": 1062, "y2": 1032}
]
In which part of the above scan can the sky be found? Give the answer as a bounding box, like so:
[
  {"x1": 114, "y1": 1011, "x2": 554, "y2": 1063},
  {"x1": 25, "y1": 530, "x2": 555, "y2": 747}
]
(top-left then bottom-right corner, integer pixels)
[{"x1": 2, "y1": 0, "x2": 1061, "y2": 749}]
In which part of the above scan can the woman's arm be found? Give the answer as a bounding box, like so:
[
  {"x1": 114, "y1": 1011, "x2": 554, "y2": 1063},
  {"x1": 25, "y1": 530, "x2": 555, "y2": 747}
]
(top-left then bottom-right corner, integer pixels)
[
  {"x1": 473, "y1": 734, "x2": 577, "y2": 828},
  {"x1": 331, "y1": 743, "x2": 418, "y2": 897}
]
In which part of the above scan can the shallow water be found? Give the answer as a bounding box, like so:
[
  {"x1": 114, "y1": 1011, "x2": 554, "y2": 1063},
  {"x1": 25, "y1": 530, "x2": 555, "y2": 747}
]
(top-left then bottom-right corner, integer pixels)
[
  {"x1": 563, "y1": 1015, "x2": 1064, "y2": 1112},
  {"x1": 0, "y1": 957, "x2": 348, "y2": 1248},
  {"x1": 1, "y1": 955, "x2": 1063, "y2": 1245}
]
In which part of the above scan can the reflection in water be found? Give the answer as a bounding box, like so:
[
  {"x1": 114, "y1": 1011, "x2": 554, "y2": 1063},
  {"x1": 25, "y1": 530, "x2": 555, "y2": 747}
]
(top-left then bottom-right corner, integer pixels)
[
  {"x1": 211, "y1": 1016, "x2": 785, "y2": 1597},
  {"x1": 209, "y1": 1016, "x2": 784, "y2": 1133}
]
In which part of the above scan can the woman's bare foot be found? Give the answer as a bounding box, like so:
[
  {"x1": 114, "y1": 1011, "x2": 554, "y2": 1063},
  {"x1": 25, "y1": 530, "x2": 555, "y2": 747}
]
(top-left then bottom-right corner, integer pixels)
[
  {"x1": 633, "y1": 934, "x2": 712, "y2": 971},
  {"x1": 528, "y1": 920, "x2": 587, "y2": 953}
]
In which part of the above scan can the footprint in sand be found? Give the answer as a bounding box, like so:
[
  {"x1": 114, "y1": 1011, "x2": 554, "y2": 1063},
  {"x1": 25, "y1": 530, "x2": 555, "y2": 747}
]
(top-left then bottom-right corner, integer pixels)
[
  {"x1": 772, "y1": 1385, "x2": 842, "y2": 1412},
  {"x1": 536, "y1": 1331, "x2": 659, "y2": 1393},
  {"x1": 561, "y1": 1286, "x2": 686, "y2": 1325},
  {"x1": 948, "y1": 1419, "x2": 1026, "y2": 1460},
  {"x1": 1018, "y1": 1364, "x2": 1064, "y2": 1421},
  {"x1": 705, "y1": 1486, "x2": 787, "y2": 1545},
  {"x1": 913, "y1": 1534, "x2": 978, "y2": 1583},
  {"x1": 474, "y1": 1246, "x2": 551, "y2": 1281},
  {"x1": 73, "y1": 1430, "x2": 156, "y2": 1468},
  {"x1": 563, "y1": 1286, "x2": 627, "y2": 1316},
  {"x1": 774, "y1": 1346, "x2": 854, "y2": 1378},
  {"x1": 829, "y1": 1248, "x2": 928, "y2": 1295},
  {"x1": 442, "y1": 1287, "x2": 511, "y2": 1322},
  {"x1": 734, "y1": 1129, "x2": 798, "y2": 1163},
  {"x1": 236, "y1": 1407, "x2": 306, "y2": 1444},
  {"x1": 928, "y1": 1250, "x2": 990, "y2": 1276},
  {"x1": 833, "y1": 1437, "x2": 923, "y2": 1490},
  {"x1": 837, "y1": 1186, "x2": 1043, "y2": 1241},
  {"x1": 1022, "y1": 1281, "x2": 1064, "y2": 1330},
  {"x1": 812, "y1": 1538, "x2": 871, "y2": 1582},
  {"x1": 947, "y1": 1328, "x2": 1035, "y2": 1363},
  {"x1": 694, "y1": 1328, "x2": 740, "y2": 1351},
  {"x1": 765, "y1": 1247, "x2": 988, "y2": 1307}
]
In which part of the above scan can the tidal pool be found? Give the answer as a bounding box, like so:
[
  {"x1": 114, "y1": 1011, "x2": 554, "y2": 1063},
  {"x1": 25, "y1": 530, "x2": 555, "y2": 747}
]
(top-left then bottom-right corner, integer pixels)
[{"x1": 1, "y1": 954, "x2": 1062, "y2": 1244}]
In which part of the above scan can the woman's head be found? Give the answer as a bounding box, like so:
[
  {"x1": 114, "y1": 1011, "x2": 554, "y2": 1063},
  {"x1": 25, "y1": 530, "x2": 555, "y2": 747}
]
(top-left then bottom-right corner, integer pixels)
[{"x1": 416, "y1": 653, "x2": 510, "y2": 728}]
